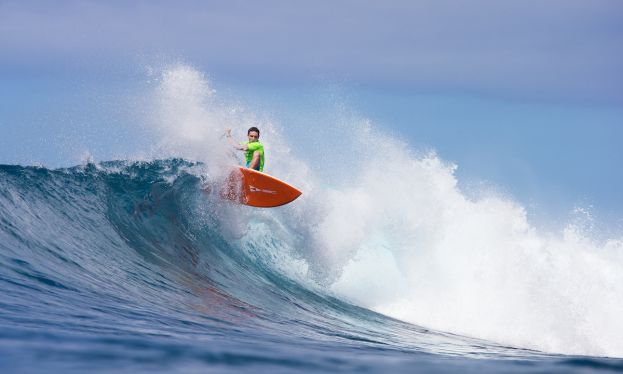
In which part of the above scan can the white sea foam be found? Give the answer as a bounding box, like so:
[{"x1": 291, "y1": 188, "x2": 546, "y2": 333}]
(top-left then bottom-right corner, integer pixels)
[
  {"x1": 145, "y1": 64, "x2": 315, "y2": 186},
  {"x1": 323, "y1": 128, "x2": 623, "y2": 358},
  {"x1": 148, "y1": 65, "x2": 623, "y2": 358},
  {"x1": 144, "y1": 64, "x2": 238, "y2": 178}
]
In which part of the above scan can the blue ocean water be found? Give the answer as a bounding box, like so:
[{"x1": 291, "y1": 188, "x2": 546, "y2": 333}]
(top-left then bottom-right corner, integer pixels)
[{"x1": 1, "y1": 159, "x2": 622, "y2": 373}]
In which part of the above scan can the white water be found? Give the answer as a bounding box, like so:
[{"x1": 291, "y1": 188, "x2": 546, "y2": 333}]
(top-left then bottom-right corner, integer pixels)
[
  {"x1": 144, "y1": 64, "x2": 623, "y2": 358},
  {"x1": 144, "y1": 64, "x2": 313, "y2": 187},
  {"x1": 327, "y1": 147, "x2": 623, "y2": 357}
]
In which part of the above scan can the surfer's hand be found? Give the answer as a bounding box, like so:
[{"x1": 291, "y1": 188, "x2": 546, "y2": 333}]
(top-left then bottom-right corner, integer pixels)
[{"x1": 225, "y1": 129, "x2": 232, "y2": 138}]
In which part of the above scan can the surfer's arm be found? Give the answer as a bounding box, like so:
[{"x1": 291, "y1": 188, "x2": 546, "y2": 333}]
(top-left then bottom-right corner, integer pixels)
[
  {"x1": 249, "y1": 151, "x2": 261, "y2": 170},
  {"x1": 225, "y1": 129, "x2": 248, "y2": 151}
]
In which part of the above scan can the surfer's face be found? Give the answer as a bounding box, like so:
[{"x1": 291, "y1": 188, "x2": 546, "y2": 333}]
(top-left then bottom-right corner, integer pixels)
[{"x1": 248, "y1": 131, "x2": 259, "y2": 142}]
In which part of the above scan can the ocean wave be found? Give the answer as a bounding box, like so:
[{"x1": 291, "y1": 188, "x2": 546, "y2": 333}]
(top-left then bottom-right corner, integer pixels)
[{"x1": 4, "y1": 159, "x2": 586, "y2": 373}]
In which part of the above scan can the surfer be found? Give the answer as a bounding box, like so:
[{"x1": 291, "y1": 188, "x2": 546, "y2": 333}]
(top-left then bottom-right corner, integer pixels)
[{"x1": 225, "y1": 127, "x2": 265, "y2": 172}]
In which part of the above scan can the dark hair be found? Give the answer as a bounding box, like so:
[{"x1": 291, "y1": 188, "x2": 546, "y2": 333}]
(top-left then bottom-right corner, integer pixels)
[{"x1": 248, "y1": 127, "x2": 260, "y2": 136}]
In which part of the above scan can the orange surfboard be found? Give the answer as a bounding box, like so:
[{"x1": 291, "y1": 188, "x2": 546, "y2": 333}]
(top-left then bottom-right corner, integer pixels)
[{"x1": 221, "y1": 166, "x2": 302, "y2": 208}]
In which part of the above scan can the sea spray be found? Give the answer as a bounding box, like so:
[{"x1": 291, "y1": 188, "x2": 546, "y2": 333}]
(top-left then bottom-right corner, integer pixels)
[
  {"x1": 325, "y1": 139, "x2": 623, "y2": 357},
  {"x1": 143, "y1": 64, "x2": 314, "y2": 190},
  {"x1": 139, "y1": 65, "x2": 623, "y2": 357}
]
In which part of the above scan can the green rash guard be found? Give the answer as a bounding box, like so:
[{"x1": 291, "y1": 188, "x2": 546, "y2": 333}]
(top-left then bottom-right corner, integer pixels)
[{"x1": 242, "y1": 140, "x2": 265, "y2": 172}]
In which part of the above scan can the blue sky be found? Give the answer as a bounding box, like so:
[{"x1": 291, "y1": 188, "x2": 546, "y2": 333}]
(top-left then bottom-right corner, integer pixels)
[
  {"x1": 1, "y1": 0, "x2": 622, "y2": 226},
  {"x1": 2, "y1": 0, "x2": 622, "y2": 102}
]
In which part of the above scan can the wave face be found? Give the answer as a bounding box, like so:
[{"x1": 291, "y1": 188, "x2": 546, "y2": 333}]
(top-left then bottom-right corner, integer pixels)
[{"x1": 1, "y1": 159, "x2": 622, "y2": 373}]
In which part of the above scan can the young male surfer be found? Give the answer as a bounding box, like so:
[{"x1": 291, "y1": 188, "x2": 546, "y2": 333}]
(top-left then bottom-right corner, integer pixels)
[{"x1": 225, "y1": 127, "x2": 265, "y2": 172}]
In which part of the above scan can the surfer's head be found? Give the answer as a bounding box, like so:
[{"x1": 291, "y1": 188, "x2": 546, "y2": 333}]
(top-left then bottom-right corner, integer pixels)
[{"x1": 247, "y1": 127, "x2": 260, "y2": 142}]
